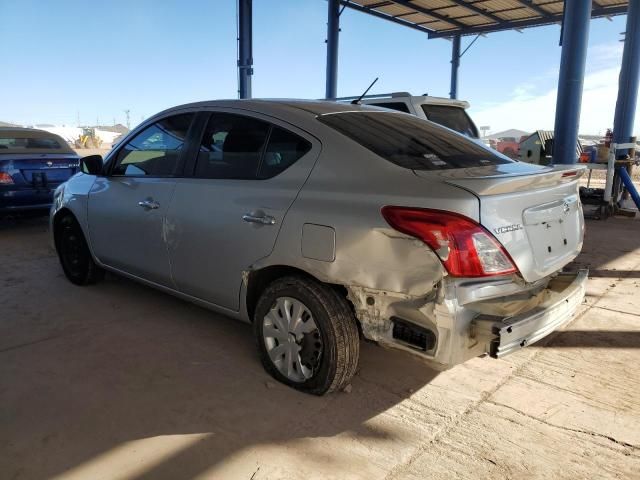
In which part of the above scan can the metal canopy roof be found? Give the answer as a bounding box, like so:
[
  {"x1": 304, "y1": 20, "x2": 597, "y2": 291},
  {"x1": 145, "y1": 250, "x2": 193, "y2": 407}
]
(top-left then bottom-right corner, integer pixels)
[{"x1": 341, "y1": 0, "x2": 629, "y2": 38}]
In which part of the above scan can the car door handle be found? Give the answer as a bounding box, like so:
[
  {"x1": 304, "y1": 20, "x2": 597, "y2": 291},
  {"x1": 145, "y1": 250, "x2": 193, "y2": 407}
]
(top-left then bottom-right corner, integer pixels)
[
  {"x1": 138, "y1": 199, "x2": 160, "y2": 210},
  {"x1": 242, "y1": 213, "x2": 276, "y2": 225}
]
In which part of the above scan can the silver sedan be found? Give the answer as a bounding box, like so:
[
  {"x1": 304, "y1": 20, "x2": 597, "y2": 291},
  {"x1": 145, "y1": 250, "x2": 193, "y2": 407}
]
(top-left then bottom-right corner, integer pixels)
[{"x1": 51, "y1": 100, "x2": 587, "y2": 395}]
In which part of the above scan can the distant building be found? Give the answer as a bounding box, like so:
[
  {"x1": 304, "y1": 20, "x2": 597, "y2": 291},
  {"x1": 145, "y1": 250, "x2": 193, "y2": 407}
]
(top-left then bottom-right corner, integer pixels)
[
  {"x1": 484, "y1": 128, "x2": 529, "y2": 141},
  {"x1": 520, "y1": 130, "x2": 582, "y2": 164},
  {"x1": 93, "y1": 123, "x2": 129, "y2": 135}
]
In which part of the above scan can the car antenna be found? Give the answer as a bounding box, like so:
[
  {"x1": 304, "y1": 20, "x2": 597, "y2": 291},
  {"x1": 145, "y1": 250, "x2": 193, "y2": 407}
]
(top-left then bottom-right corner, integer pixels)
[{"x1": 351, "y1": 77, "x2": 379, "y2": 104}]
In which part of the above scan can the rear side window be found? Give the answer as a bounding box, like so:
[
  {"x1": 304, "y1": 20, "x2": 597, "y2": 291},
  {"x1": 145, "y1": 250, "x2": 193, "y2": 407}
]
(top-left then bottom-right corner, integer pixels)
[
  {"x1": 194, "y1": 114, "x2": 311, "y2": 180},
  {"x1": 421, "y1": 105, "x2": 478, "y2": 138},
  {"x1": 195, "y1": 113, "x2": 269, "y2": 179},
  {"x1": 0, "y1": 134, "x2": 73, "y2": 154},
  {"x1": 318, "y1": 111, "x2": 511, "y2": 171},
  {"x1": 112, "y1": 113, "x2": 193, "y2": 177},
  {"x1": 369, "y1": 102, "x2": 411, "y2": 113},
  {"x1": 258, "y1": 127, "x2": 311, "y2": 179}
]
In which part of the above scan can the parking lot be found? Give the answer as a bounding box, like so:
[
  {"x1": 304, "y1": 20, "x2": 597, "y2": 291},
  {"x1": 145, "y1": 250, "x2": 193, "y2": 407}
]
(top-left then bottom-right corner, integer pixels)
[{"x1": 0, "y1": 214, "x2": 638, "y2": 480}]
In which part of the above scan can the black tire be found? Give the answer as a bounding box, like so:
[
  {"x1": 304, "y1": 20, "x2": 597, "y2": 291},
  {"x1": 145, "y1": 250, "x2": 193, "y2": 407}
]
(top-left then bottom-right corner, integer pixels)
[
  {"x1": 55, "y1": 214, "x2": 104, "y2": 286},
  {"x1": 253, "y1": 275, "x2": 360, "y2": 395}
]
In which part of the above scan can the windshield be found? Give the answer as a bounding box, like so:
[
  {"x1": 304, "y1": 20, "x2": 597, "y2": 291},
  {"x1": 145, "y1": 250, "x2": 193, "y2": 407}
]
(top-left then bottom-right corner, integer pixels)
[
  {"x1": 421, "y1": 105, "x2": 478, "y2": 138},
  {"x1": 318, "y1": 111, "x2": 512, "y2": 171}
]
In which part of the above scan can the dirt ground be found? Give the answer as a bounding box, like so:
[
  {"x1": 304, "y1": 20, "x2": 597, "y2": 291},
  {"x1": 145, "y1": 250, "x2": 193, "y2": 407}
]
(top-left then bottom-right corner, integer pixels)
[{"x1": 1, "y1": 214, "x2": 639, "y2": 480}]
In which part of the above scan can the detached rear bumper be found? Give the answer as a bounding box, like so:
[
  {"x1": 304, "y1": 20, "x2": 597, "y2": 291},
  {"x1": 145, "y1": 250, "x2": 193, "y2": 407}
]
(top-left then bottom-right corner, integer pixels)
[{"x1": 474, "y1": 270, "x2": 588, "y2": 358}]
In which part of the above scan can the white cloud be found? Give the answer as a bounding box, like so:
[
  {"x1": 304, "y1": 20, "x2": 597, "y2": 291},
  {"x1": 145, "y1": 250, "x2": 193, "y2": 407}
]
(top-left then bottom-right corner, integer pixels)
[{"x1": 470, "y1": 42, "x2": 639, "y2": 137}]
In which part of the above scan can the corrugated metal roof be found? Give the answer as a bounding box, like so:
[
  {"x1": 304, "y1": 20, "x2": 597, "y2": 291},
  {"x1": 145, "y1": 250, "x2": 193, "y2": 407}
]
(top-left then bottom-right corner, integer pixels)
[{"x1": 341, "y1": 1, "x2": 629, "y2": 38}]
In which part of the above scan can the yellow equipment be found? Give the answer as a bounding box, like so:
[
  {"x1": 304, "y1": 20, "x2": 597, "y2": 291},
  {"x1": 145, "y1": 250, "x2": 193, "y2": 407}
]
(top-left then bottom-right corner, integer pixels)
[{"x1": 74, "y1": 128, "x2": 103, "y2": 149}]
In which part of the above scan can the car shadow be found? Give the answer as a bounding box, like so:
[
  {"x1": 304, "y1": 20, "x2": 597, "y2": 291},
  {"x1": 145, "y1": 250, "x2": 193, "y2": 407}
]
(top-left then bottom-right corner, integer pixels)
[
  {"x1": 2, "y1": 270, "x2": 440, "y2": 480},
  {"x1": 542, "y1": 330, "x2": 640, "y2": 349},
  {"x1": 0, "y1": 210, "x2": 49, "y2": 230}
]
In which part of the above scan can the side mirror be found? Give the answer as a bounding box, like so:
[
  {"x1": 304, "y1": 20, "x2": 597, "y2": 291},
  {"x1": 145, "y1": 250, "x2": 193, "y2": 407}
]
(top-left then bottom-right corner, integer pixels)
[{"x1": 80, "y1": 154, "x2": 104, "y2": 175}]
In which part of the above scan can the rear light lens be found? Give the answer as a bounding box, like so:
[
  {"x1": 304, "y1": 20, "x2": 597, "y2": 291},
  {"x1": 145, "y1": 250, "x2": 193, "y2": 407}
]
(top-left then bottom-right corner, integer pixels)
[
  {"x1": 381, "y1": 206, "x2": 518, "y2": 277},
  {"x1": 0, "y1": 173, "x2": 13, "y2": 185}
]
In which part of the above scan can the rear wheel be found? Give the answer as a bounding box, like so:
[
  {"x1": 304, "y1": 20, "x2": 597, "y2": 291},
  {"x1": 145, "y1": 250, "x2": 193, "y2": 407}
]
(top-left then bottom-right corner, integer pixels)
[
  {"x1": 254, "y1": 275, "x2": 359, "y2": 395},
  {"x1": 55, "y1": 214, "x2": 104, "y2": 286}
]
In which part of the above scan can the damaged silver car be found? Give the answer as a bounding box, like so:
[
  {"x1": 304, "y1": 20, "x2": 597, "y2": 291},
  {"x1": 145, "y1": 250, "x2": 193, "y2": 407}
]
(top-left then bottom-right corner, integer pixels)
[{"x1": 50, "y1": 100, "x2": 587, "y2": 395}]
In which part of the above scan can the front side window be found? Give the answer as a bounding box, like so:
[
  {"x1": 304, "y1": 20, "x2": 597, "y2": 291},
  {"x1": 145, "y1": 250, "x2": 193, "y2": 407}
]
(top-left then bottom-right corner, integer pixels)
[
  {"x1": 112, "y1": 113, "x2": 193, "y2": 177},
  {"x1": 195, "y1": 113, "x2": 270, "y2": 179},
  {"x1": 318, "y1": 111, "x2": 511, "y2": 171},
  {"x1": 420, "y1": 105, "x2": 479, "y2": 138}
]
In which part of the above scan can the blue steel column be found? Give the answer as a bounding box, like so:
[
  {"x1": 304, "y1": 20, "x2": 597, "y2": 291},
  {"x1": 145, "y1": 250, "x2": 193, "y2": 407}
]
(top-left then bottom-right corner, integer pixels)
[
  {"x1": 325, "y1": 0, "x2": 340, "y2": 99},
  {"x1": 449, "y1": 34, "x2": 461, "y2": 99},
  {"x1": 238, "y1": 0, "x2": 253, "y2": 99},
  {"x1": 613, "y1": 1, "x2": 640, "y2": 153},
  {"x1": 552, "y1": 0, "x2": 592, "y2": 164}
]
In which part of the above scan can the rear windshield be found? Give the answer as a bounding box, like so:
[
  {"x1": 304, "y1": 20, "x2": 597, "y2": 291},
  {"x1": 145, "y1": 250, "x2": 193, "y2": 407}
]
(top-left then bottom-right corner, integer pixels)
[
  {"x1": 0, "y1": 135, "x2": 73, "y2": 154},
  {"x1": 318, "y1": 111, "x2": 511, "y2": 171},
  {"x1": 421, "y1": 105, "x2": 478, "y2": 138}
]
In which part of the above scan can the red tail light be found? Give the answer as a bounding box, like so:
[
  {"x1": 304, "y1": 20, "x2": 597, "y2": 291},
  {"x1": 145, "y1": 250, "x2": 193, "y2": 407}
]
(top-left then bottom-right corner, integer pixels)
[
  {"x1": 381, "y1": 206, "x2": 518, "y2": 278},
  {"x1": 0, "y1": 173, "x2": 13, "y2": 185}
]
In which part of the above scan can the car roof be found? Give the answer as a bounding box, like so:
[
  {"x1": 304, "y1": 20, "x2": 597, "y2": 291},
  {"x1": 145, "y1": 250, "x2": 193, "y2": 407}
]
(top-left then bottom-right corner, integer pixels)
[
  {"x1": 0, "y1": 126, "x2": 55, "y2": 136},
  {"x1": 156, "y1": 99, "x2": 384, "y2": 119}
]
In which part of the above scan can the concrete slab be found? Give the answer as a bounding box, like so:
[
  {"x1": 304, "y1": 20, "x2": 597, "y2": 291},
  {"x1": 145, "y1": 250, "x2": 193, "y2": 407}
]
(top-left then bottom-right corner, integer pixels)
[{"x1": 0, "y1": 215, "x2": 639, "y2": 480}]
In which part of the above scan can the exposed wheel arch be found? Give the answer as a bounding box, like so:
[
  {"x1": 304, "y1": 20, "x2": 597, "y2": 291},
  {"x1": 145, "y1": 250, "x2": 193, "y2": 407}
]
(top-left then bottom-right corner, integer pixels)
[{"x1": 245, "y1": 265, "x2": 354, "y2": 324}]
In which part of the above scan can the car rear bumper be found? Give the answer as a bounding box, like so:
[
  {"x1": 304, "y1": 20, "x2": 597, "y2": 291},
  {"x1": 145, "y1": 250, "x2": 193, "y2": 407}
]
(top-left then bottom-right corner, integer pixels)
[
  {"x1": 0, "y1": 187, "x2": 55, "y2": 212},
  {"x1": 473, "y1": 270, "x2": 588, "y2": 358},
  {"x1": 348, "y1": 269, "x2": 588, "y2": 370}
]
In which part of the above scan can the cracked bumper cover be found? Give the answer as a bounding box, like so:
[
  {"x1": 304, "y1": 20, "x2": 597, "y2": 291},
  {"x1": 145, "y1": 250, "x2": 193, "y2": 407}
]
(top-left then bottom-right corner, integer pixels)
[{"x1": 474, "y1": 270, "x2": 588, "y2": 358}]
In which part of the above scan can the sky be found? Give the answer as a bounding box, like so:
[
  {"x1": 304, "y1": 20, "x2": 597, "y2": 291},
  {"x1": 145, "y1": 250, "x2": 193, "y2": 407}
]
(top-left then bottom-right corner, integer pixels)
[{"x1": 0, "y1": 0, "x2": 636, "y2": 136}]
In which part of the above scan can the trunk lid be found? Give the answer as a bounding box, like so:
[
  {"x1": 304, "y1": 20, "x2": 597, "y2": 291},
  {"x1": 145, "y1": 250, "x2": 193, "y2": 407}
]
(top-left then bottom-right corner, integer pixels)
[
  {"x1": 415, "y1": 163, "x2": 585, "y2": 283},
  {"x1": 0, "y1": 153, "x2": 80, "y2": 186}
]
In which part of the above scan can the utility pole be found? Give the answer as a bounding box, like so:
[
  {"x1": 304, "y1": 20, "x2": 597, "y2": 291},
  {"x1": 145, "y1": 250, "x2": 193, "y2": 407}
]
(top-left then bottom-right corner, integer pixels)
[{"x1": 124, "y1": 109, "x2": 130, "y2": 130}]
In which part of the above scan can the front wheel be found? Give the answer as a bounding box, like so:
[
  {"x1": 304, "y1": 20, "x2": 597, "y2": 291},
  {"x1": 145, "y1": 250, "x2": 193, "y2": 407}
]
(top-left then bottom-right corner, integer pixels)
[
  {"x1": 55, "y1": 214, "x2": 104, "y2": 286},
  {"x1": 254, "y1": 276, "x2": 360, "y2": 395}
]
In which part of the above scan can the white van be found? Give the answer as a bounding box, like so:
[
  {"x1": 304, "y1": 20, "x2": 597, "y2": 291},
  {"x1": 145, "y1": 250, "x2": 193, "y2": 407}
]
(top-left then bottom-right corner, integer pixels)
[{"x1": 336, "y1": 92, "x2": 480, "y2": 139}]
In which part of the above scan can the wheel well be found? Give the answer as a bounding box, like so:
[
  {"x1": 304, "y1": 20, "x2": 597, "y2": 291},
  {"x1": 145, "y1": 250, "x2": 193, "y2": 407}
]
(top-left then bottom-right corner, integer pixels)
[
  {"x1": 52, "y1": 208, "x2": 75, "y2": 248},
  {"x1": 244, "y1": 265, "x2": 355, "y2": 323}
]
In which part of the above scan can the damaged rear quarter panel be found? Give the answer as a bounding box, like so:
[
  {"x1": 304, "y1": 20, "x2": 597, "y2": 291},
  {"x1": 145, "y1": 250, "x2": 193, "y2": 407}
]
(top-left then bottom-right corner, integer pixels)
[{"x1": 247, "y1": 139, "x2": 482, "y2": 363}]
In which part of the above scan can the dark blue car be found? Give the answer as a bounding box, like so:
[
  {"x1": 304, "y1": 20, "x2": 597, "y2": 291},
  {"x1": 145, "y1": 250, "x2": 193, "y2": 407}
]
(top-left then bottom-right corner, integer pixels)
[{"x1": 0, "y1": 127, "x2": 80, "y2": 214}]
